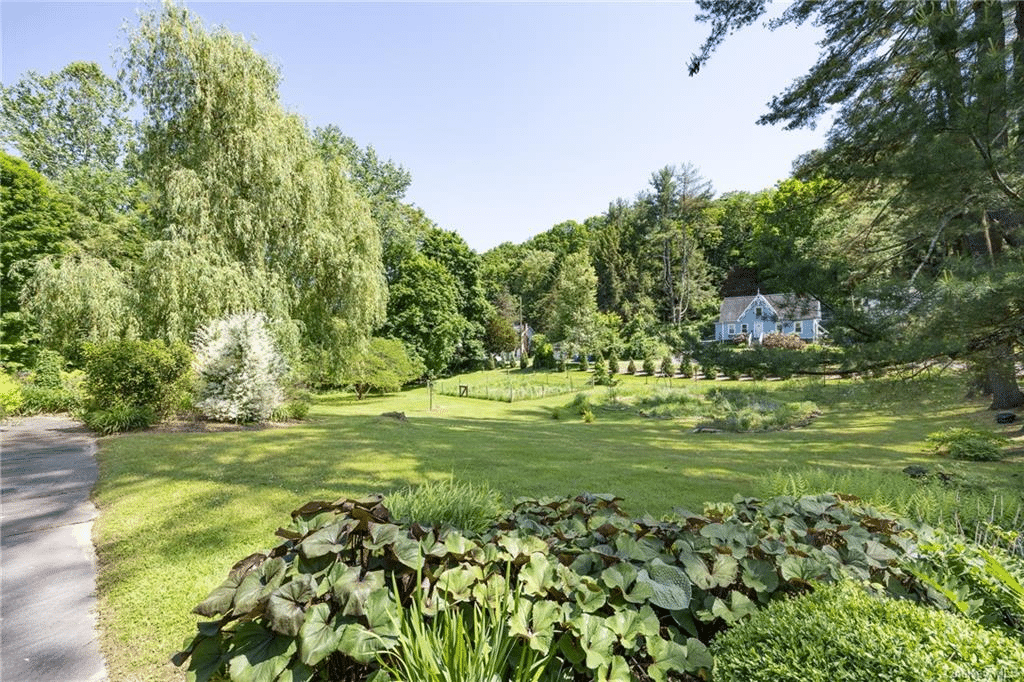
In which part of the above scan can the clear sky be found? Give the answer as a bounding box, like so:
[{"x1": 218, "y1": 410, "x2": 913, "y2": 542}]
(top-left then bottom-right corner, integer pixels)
[{"x1": 1, "y1": 1, "x2": 827, "y2": 252}]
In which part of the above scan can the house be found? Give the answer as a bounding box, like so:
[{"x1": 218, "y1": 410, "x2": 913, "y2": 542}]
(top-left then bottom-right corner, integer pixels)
[{"x1": 714, "y1": 292, "x2": 825, "y2": 343}]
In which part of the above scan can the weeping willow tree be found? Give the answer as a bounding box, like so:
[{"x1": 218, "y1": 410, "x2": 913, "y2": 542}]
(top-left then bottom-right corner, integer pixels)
[{"x1": 120, "y1": 2, "x2": 386, "y2": 375}]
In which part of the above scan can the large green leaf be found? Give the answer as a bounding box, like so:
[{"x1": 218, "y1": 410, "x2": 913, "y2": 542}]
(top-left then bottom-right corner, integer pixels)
[
  {"x1": 600, "y1": 562, "x2": 638, "y2": 594},
  {"x1": 266, "y1": 575, "x2": 315, "y2": 636},
  {"x1": 510, "y1": 598, "x2": 562, "y2": 653},
  {"x1": 332, "y1": 566, "x2": 385, "y2": 617},
  {"x1": 194, "y1": 573, "x2": 244, "y2": 617},
  {"x1": 574, "y1": 613, "x2": 616, "y2": 671},
  {"x1": 233, "y1": 558, "x2": 287, "y2": 615},
  {"x1": 436, "y1": 564, "x2": 483, "y2": 602},
  {"x1": 520, "y1": 553, "x2": 555, "y2": 597},
  {"x1": 646, "y1": 635, "x2": 690, "y2": 682},
  {"x1": 299, "y1": 521, "x2": 353, "y2": 559},
  {"x1": 604, "y1": 604, "x2": 659, "y2": 651},
  {"x1": 635, "y1": 559, "x2": 691, "y2": 611},
  {"x1": 740, "y1": 557, "x2": 779, "y2": 595},
  {"x1": 363, "y1": 522, "x2": 400, "y2": 550},
  {"x1": 390, "y1": 535, "x2": 424, "y2": 571},
  {"x1": 184, "y1": 635, "x2": 226, "y2": 682},
  {"x1": 227, "y1": 622, "x2": 296, "y2": 682},
  {"x1": 336, "y1": 620, "x2": 387, "y2": 664},
  {"x1": 297, "y1": 603, "x2": 338, "y2": 667}
]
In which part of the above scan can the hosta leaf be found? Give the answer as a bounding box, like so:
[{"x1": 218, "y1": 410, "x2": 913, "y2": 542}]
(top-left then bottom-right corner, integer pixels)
[
  {"x1": 635, "y1": 559, "x2": 691, "y2": 611},
  {"x1": 298, "y1": 603, "x2": 338, "y2": 667},
  {"x1": 332, "y1": 566, "x2": 385, "y2": 617},
  {"x1": 195, "y1": 573, "x2": 245, "y2": 618},
  {"x1": 266, "y1": 576, "x2": 315, "y2": 636},
  {"x1": 614, "y1": 534, "x2": 661, "y2": 562},
  {"x1": 227, "y1": 622, "x2": 296, "y2": 682},
  {"x1": 680, "y1": 552, "x2": 713, "y2": 590}
]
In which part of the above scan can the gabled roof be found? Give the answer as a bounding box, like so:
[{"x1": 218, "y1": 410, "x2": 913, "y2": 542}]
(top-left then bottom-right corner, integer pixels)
[{"x1": 718, "y1": 293, "x2": 820, "y2": 323}]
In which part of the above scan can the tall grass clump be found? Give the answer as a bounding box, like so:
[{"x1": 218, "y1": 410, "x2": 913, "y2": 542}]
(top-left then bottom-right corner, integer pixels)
[
  {"x1": 387, "y1": 478, "x2": 505, "y2": 534},
  {"x1": 700, "y1": 387, "x2": 818, "y2": 432},
  {"x1": 634, "y1": 388, "x2": 702, "y2": 418},
  {"x1": 376, "y1": 579, "x2": 557, "y2": 682}
]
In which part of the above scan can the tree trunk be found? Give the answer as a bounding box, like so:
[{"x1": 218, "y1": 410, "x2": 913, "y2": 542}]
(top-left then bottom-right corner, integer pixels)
[{"x1": 986, "y1": 343, "x2": 1024, "y2": 409}]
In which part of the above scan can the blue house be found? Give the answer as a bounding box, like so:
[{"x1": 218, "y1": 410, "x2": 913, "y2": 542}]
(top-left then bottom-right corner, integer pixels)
[{"x1": 714, "y1": 292, "x2": 824, "y2": 343}]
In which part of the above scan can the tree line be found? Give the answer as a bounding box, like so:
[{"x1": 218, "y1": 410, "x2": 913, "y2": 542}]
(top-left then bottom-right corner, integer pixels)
[{"x1": 2, "y1": 0, "x2": 1022, "y2": 408}]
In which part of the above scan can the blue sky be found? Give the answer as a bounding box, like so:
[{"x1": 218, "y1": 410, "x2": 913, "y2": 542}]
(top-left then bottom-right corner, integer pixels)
[{"x1": 1, "y1": 1, "x2": 827, "y2": 252}]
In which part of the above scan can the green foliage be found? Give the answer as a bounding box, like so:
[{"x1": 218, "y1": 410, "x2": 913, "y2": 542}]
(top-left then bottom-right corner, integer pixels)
[
  {"x1": 712, "y1": 581, "x2": 1024, "y2": 682},
  {"x1": 0, "y1": 152, "x2": 73, "y2": 314},
  {"x1": 626, "y1": 358, "x2": 637, "y2": 375},
  {"x1": 520, "y1": 354, "x2": 529, "y2": 371},
  {"x1": 925, "y1": 427, "x2": 1008, "y2": 462},
  {"x1": 82, "y1": 338, "x2": 191, "y2": 420},
  {"x1": 531, "y1": 334, "x2": 557, "y2": 371},
  {"x1": 659, "y1": 356, "x2": 675, "y2": 377},
  {"x1": 700, "y1": 388, "x2": 819, "y2": 432},
  {"x1": 483, "y1": 311, "x2": 519, "y2": 355},
  {"x1": 177, "y1": 491, "x2": 1022, "y2": 682},
  {"x1": 123, "y1": 2, "x2": 386, "y2": 369},
  {"x1": 767, "y1": 467, "x2": 1024, "y2": 555},
  {"x1": 19, "y1": 382, "x2": 82, "y2": 415},
  {"x1": 33, "y1": 349, "x2": 64, "y2": 388},
  {"x1": 386, "y1": 478, "x2": 505, "y2": 536},
  {"x1": 633, "y1": 388, "x2": 702, "y2": 419},
  {"x1": 642, "y1": 357, "x2": 655, "y2": 376},
  {"x1": 0, "y1": 373, "x2": 24, "y2": 417},
  {"x1": 578, "y1": 355, "x2": 589, "y2": 372},
  {"x1": 906, "y1": 532, "x2": 1024, "y2": 642},
  {"x1": 82, "y1": 403, "x2": 157, "y2": 436},
  {"x1": 337, "y1": 337, "x2": 424, "y2": 399},
  {"x1": 20, "y1": 254, "x2": 137, "y2": 361},
  {"x1": 605, "y1": 351, "x2": 618, "y2": 376},
  {"x1": 375, "y1": 578, "x2": 556, "y2": 682}
]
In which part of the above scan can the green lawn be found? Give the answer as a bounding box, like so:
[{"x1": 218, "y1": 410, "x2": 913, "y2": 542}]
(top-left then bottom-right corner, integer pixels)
[{"x1": 91, "y1": 370, "x2": 1024, "y2": 681}]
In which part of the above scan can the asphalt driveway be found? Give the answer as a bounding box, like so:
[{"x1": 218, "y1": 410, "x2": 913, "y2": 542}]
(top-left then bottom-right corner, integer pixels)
[{"x1": 1, "y1": 415, "x2": 107, "y2": 681}]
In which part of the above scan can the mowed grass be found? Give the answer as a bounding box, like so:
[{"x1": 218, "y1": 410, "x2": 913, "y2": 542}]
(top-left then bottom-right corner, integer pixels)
[{"x1": 91, "y1": 370, "x2": 1024, "y2": 681}]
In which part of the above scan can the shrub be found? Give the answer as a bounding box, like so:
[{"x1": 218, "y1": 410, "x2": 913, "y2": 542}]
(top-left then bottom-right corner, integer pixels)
[
  {"x1": 520, "y1": 354, "x2": 529, "y2": 371},
  {"x1": 926, "y1": 427, "x2": 1007, "y2": 461},
  {"x1": 642, "y1": 357, "x2": 655, "y2": 375},
  {"x1": 194, "y1": 312, "x2": 286, "y2": 423},
  {"x1": 578, "y1": 354, "x2": 589, "y2": 372},
  {"x1": 760, "y1": 332, "x2": 805, "y2": 350},
  {"x1": 0, "y1": 373, "x2": 24, "y2": 416},
  {"x1": 699, "y1": 388, "x2": 818, "y2": 432},
  {"x1": 606, "y1": 351, "x2": 618, "y2": 376},
  {"x1": 626, "y1": 358, "x2": 637, "y2": 375},
  {"x1": 386, "y1": 478, "x2": 505, "y2": 535},
  {"x1": 701, "y1": 363, "x2": 717, "y2": 379},
  {"x1": 81, "y1": 339, "x2": 192, "y2": 431},
  {"x1": 20, "y1": 383, "x2": 81, "y2": 414},
  {"x1": 82, "y1": 403, "x2": 157, "y2": 436},
  {"x1": 531, "y1": 334, "x2": 557, "y2": 371},
  {"x1": 712, "y1": 581, "x2": 1024, "y2": 682},
  {"x1": 33, "y1": 349, "x2": 65, "y2": 389},
  {"x1": 679, "y1": 361, "x2": 692, "y2": 378},
  {"x1": 486, "y1": 356, "x2": 496, "y2": 370},
  {"x1": 660, "y1": 356, "x2": 675, "y2": 377}
]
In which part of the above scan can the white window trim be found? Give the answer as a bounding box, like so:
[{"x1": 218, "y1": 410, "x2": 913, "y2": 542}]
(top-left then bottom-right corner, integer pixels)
[
  {"x1": 794, "y1": 321, "x2": 803, "y2": 333},
  {"x1": 741, "y1": 323, "x2": 748, "y2": 333},
  {"x1": 727, "y1": 323, "x2": 736, "y2": 335}
]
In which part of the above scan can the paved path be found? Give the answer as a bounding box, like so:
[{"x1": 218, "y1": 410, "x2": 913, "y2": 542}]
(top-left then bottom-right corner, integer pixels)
[{"x1": 1, "y1": 416, "x2": 107, "y2": 682}]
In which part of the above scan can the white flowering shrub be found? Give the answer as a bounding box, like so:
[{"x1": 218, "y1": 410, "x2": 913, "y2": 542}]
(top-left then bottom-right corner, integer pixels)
[{"x1": 193, "y1": 312, "x2": 286, "y2": 423}]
